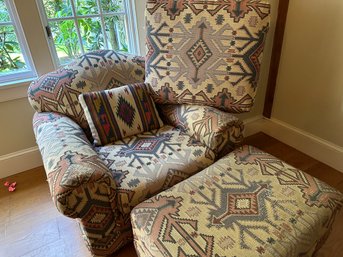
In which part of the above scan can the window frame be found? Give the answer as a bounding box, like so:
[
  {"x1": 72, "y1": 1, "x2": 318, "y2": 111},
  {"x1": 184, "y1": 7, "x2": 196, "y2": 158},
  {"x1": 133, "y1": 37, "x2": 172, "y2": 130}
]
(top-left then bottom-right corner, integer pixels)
[
  {"x1": 0, "y1": 0, "x2": 37, "y2": 86},
  {"x1": 37, "y1": 0, "x2": 140, "y2": 68}
]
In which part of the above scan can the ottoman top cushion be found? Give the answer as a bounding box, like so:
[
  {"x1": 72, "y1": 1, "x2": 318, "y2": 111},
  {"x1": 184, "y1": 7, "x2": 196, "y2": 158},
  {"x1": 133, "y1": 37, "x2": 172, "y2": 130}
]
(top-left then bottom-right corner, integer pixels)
[{"x1": 131, "y1": 145, "x2": 343, "y2": 257}]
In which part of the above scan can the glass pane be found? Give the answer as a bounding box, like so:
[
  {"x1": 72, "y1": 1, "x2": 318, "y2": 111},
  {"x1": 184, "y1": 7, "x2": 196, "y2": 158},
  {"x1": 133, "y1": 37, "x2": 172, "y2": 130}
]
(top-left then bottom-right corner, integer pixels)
[
  {"x1": 0, "y1": 0, "x2": 10, "y2": 22},
  {"x1": 104, "y1": 15, "x2": 128, "y2": 52},
  {"x1": 78, "y1": 17, "x2": 104, "y2": 52},
  {"x1": 49, "y1": 20, "x2": 81, "y2": 65},
  {"x1": 0, "y1": 25, "x2": 27, "y2": 73},
  {"x1": 101, "y1": 0, "x2": 125, "y2": 13},
  {"x1": 74, "y1": 0, "x2": 99, "y2": 15},
  {"x1": 42, "y1": 0, "x2": 73, "y2": 18}
]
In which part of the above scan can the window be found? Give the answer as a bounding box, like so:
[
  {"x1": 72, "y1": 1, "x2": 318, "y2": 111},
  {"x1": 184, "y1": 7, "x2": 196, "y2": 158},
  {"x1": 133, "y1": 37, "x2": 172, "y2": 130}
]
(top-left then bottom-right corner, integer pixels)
[
  {"x1": 39, "y1": 0, "x2": 139, "y2": 66},
  {"x1": 0, "y1": 0, "x2": 36, "y2": 84}
]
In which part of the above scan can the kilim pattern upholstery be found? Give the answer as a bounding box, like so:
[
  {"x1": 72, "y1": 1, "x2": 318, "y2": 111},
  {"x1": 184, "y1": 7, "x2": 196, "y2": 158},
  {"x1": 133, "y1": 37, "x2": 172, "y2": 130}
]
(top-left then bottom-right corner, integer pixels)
[
  {"x1": 95, "y1": 125, "x2": 215, "y2": 215},
  {"x1": 131, "y1": 145, "x2": 343, "y2": 257},
  {"x1": 33, "y1": 111, "x2": 215, "y2": 256},
  {"x1": 79, "y1": 83, "x2": 164, "y2": 146},
  {"x1": 145, "y1": 0, "x2": 271, "y2": 112},
  {"x1": 28, "y1": 50, "x2": 146, "y2": 132},
  {"x1": 160, "y1": 104, "x2": 244, "y2": 154},
  {"x1": 29, "y1": 1, "x2": 272, "y2": 255}
]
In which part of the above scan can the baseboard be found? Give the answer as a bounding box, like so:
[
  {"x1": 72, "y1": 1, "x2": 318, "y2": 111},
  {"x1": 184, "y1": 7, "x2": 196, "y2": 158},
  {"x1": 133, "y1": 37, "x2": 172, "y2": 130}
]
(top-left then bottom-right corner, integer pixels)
[
  {"x1": 244, "y1": 117, "x2": 343, "y2": 173},
  {"x1": 243, "y1": 115, "x2": 264, "y2": 137},
  {"x1": 0, "y1": 146, "x2": 43, "y2": 179}
]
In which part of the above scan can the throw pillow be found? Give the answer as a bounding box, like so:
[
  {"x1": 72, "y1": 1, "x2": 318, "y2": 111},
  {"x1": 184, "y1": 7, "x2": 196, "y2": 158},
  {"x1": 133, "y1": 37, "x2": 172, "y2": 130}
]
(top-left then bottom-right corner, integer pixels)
[{"x1": 79, "y1": 83, "x2": 163, "y2": 146}]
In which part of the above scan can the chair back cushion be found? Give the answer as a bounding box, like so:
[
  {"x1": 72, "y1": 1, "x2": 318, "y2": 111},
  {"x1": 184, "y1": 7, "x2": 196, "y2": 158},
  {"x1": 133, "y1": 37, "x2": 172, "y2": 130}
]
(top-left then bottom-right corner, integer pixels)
[
  {"x1": 145, "y1": 0, "x2": 270, "y2": 113},
  {"x1": 79, "y1": 83, "x2": 163, "y2": 146},
  {"x1": 28, "y1": 50, "x2": 145, "y2": 131}
]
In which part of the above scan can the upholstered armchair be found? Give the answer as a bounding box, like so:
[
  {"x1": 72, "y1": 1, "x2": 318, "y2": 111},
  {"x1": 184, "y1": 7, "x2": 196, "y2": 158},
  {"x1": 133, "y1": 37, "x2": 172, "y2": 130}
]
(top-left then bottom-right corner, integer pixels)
[
  {"x1": 28, "y1": 50, "x2": 244, "y2": 256},
  {"x1": 28, "y1": 1, "x2": 270, "y2": 256}
]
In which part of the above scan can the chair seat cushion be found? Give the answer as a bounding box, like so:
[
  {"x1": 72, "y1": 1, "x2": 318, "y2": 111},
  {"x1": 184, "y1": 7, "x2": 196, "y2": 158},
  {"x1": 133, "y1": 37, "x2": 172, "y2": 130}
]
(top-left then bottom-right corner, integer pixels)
[
  {"x1": 131, "y1": 145, "x2": 343, "y2": 257},
  {"x1": 95, "y1": 125, "x2": 215, "y2": 214}
]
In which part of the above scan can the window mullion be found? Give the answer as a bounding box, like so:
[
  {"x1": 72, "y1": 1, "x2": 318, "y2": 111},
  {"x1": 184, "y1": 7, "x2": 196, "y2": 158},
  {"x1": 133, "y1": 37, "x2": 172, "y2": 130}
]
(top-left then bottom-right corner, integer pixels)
[
  {"x1": 96, "y1": 0, "x2": 109, "y2": 49},
  {"x1": 123, "y1": 0, "x2": 134, "y2": 54},
  {"x1": 102, "y1": 11, "x2": 126, "y2": 16},
  {"x1": 36, "y1": 0, "x2": 59, "y2": 68},
  {"x1": 69, "y1": 0, "x2": 85, "y2": 54},
  {"x1": 0, "y1": 21, "x2": 12, "y2": 26}
]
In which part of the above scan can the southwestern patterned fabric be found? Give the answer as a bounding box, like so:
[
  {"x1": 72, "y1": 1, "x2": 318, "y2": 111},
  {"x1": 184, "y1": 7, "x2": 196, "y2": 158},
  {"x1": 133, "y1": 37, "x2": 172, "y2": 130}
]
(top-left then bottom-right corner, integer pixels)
[
  {"x1": 145, "y1": 0, "x2": 271, "y2": 112},
  {"x1": 33, "y1": 111, "x2": 215, "y2": 256},
  {"x1": 131, "y1": 145, "x2": 343, "y2": 257},
  {"x1": 160, "y1": 104, "x2": 244, "y2": 154},
  {"x1": 28, "y1": 50, "x2": 145, "y2": 132},
  {"x1": 96, "y1": 125, "x2": 215, "y2": 215},
  {"x1": 79, "y1": 83, "x2": 163, "y2": 146},
  {"x1": 33, "y1": 112, "x2": 120, "y2": 255}
]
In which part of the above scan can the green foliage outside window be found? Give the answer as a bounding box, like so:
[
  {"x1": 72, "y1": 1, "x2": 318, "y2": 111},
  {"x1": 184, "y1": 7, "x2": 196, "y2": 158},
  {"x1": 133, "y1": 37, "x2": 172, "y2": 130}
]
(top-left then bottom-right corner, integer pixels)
[
  {"x1": 43, "y1": 0, "x2": 128, "y2": 65},
  {"x1": 0, "y1": 0, "x2": 26, "y2": 73},
  {"x1": 0, "y1": 27, "x2": 26, "y2": 73},
  {"x1": 0, "y1": 0, "x2": 130, "y2": 73}
]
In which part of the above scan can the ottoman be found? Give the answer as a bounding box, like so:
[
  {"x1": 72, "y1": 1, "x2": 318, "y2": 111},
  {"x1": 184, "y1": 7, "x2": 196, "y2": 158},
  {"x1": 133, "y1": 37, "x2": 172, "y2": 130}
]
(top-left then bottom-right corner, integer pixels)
[{"x1": 131, "y1": 145, "x2": 343, "y2": 257}]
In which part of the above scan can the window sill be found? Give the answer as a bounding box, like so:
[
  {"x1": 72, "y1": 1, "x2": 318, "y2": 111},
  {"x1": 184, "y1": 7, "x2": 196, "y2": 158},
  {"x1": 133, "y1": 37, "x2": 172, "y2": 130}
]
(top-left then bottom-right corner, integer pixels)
[{"x1": 0, "y1": 77, "x2": 36, "y2": 103}]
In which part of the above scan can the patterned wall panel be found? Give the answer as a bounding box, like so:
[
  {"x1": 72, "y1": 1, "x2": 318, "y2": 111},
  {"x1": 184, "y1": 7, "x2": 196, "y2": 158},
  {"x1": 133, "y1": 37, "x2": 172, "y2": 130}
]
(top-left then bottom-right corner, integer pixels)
[{"x1": 145, "y1": 0, "x2": 270, "y2": 112}]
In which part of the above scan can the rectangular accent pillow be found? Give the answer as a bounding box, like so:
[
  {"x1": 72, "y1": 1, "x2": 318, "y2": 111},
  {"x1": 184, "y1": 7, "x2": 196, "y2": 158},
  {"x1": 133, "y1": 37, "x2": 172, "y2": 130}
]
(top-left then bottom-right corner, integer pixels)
[{"x1": 79, "y1": 83, "x2": 163, "y2": 146}]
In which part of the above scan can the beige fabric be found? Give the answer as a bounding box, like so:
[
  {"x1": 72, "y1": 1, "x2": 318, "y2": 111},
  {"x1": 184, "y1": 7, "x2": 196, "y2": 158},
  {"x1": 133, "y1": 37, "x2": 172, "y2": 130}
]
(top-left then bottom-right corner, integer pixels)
[
  {"x1": 132, "y1": 145, "x2": 343, "y2": 257},
  {"x1": 145, "y1": 0, "x2": 271, "y2": 112},
  {"x1": 160, "y1": 104, "x2": 244, "y2": 154}
]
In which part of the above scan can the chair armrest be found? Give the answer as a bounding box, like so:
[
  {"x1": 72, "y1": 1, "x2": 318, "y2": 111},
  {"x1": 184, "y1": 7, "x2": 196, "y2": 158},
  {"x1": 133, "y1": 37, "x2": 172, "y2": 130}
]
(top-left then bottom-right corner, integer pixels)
[
  {"x1": 33, "y1": 112, "x2": 117, "y2": 219},
  {"x1": 160, "y1": 105, "x2": 244, "y2": 154}
]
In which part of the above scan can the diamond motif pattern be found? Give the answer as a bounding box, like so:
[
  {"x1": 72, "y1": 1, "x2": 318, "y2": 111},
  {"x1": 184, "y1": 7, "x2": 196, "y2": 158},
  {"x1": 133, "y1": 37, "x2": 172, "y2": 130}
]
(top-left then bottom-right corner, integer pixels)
[
  {"x1": 116, "y1": 95, "x2": 136, "y2": 127},
  {"x1": 28, "y1": 50, "x2": 146, "y2": 133},
  {"x1": 145, "y1": 1, "x2": 271, "y2": 112},
  {"x1": 187, "y1": 39, "x2": 213, "y2": 69},
  {"x1": 211, "y1": 183, "x2": 269, "y2": 225},
  {"x1": 131, "y1": 145, "x2": 343, "y2": 257},
  {"x1": 228, "y1": 193, "x2": 258, "y2": 215},
  {"x1": 133, "y1": 139, "x2": 159, "y2": 151}
]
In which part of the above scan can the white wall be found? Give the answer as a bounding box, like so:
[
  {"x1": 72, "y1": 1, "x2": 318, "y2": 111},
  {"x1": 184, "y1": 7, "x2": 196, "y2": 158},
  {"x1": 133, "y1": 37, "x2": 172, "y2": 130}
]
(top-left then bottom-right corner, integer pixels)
[
  {"x1": 134, "y1": 0, "x2": 146, "y2": 55},
  {"x1": 272, "y1": 0, "x2": 343, "y2": 147},
  {"x1": 0, "y1": 0, "x2": 54, "y2": 156}
]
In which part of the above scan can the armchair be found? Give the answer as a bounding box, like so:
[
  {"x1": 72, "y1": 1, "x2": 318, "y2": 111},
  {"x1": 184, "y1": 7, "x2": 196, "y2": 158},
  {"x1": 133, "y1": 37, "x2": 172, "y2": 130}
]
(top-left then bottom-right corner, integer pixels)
[
  {"x1": 28, "y1": 50, "x2": 243, "y2": 256},
  {"x1": 29, "y1": 1, "x2": 270, "y2": 256}
]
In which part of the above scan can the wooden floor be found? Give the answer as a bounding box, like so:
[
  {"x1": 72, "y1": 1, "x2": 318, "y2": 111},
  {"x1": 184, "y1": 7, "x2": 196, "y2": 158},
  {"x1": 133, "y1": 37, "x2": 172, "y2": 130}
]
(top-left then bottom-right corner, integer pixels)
[{"x1": 0, "y1": 132, "x2": 342, "y2": 257}]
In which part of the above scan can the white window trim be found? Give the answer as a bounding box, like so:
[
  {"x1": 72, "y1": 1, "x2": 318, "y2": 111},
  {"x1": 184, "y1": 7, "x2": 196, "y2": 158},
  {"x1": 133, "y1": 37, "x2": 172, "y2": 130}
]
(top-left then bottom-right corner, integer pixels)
[
  {"x1": 0, "y1": 0, "x2": 37, "y2": 85},
  {"x1": 126, "y1": 0, "x2": 140, "y2": 55},
  {"x1": 37, "y1": 0, "x2": 140, "y2": 68}
]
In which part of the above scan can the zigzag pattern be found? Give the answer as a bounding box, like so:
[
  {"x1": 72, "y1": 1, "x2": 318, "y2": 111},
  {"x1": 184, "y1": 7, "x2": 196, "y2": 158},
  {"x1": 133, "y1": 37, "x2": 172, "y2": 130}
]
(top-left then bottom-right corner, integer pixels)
[
  {"x1": 145, "y1": 0, "x2": 271, "y2": 112},
  {"x1": 131, "y1": 145, "x2": 343, "y2": 257},
  {"x1": 28, "y1": 50, "x2": 146, "y2": 133}
]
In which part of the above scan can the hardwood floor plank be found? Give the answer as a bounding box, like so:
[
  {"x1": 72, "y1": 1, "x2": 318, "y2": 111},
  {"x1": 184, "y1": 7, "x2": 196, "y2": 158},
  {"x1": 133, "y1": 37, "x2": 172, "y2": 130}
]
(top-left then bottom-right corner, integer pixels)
[{"x1": 304, "y1": 162, "x2": 343, "y2": 190}]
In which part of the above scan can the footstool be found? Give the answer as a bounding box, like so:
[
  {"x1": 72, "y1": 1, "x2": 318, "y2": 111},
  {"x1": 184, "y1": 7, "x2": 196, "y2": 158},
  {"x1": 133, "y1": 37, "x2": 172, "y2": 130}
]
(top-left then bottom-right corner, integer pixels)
[{"x1": 131, "y1": 145, "x2": 343, "y2": 257}]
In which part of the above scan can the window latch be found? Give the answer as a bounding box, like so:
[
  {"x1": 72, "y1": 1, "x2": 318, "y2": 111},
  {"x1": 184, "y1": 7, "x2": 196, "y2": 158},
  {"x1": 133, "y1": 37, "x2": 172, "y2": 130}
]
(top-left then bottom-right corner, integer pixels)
[{"x1": 45, "y1": 26, "x2": 52, "y2": 39}]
